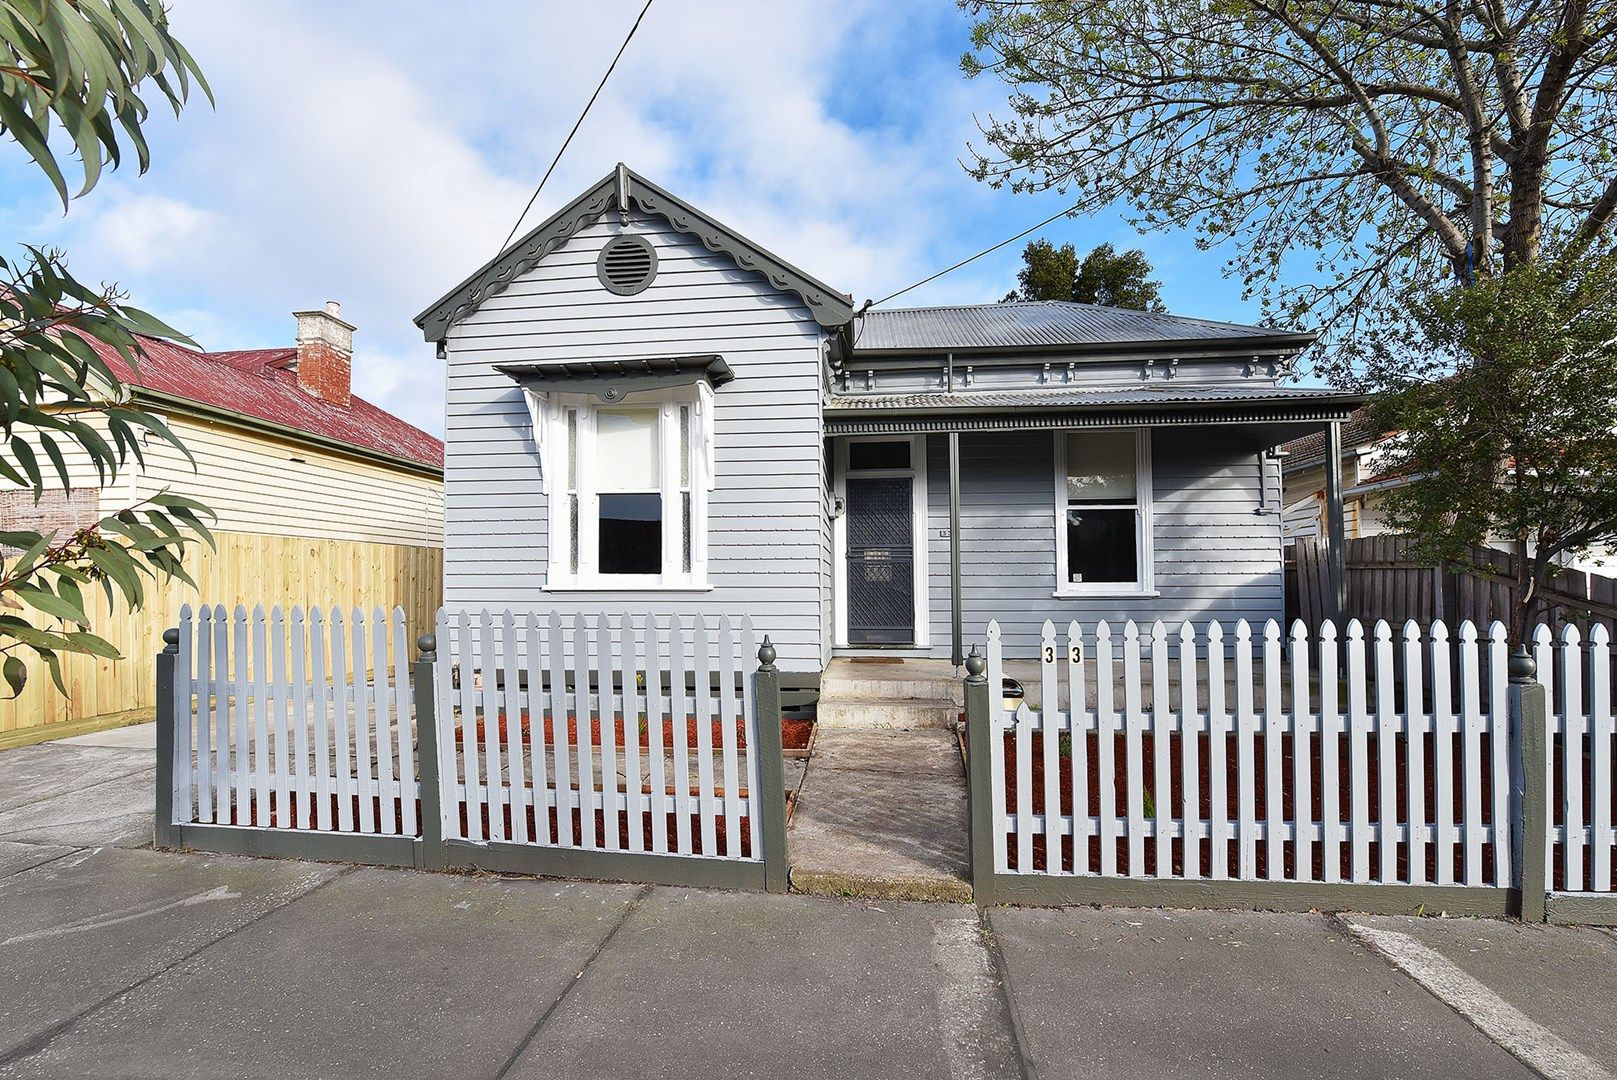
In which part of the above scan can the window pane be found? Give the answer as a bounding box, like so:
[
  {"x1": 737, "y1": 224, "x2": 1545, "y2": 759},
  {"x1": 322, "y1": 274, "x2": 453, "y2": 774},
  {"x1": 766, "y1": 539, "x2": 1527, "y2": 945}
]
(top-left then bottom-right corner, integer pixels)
[
  {"x1": 1066, "y1": 507, "x2": 1137, "y2": 584},
  {"x1": 566, "y1": 409, "x2": 579, "y2": 493},
  {"x1": 848, "y1": 440, "x2": 910, "y2": 471},
  {"x1": 679, "y1": 405, "x2": 691, "y2": 489},
  {"x1": 1065, "y1": 431, "x2": 1135, "y2": 503},
  {"x1": 599, "y1": 493, "x2": 662, "y2": 575},
  {"x1": 682, "y1": 490, "x2": 692, "y2": 574},
  {"x1": 568, "y1": 494, "x2": 579, "y2": 574},
  {"x1": 596, "y1": 408, "x2": 659, "y2": 491}
]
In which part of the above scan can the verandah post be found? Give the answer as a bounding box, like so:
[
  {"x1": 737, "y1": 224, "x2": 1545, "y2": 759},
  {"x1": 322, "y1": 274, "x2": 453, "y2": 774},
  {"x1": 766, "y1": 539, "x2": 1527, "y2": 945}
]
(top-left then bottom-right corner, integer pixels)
[
  {"x1": 1509, "y1": 644, "x2": 1549, "y2": 922},
  {"x1": 154, "y1": 627, "x2": 180, "y2": 850},
  {"x1": 752, "y1": 637, "x2": 790, "y2": 892},
  {"x1": 964, "y1": 644, "x2": 994, "y2": 900},
  {"x1": 414, "y1": 633, "x2": 446, "y2": 871}
]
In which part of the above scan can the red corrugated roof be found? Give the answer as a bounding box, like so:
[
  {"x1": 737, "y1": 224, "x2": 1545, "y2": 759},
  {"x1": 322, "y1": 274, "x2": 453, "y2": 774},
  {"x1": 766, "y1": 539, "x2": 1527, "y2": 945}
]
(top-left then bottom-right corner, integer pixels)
[{"x1": 86, "y1": 335, "x2": 442, "y2": 471}]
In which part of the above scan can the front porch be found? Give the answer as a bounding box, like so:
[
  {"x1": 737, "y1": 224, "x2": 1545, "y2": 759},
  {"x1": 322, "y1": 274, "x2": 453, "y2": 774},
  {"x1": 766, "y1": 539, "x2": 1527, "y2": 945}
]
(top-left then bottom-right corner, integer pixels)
[{"x1": 827, "y1": 391, "x2": 1356, "y2": 667}]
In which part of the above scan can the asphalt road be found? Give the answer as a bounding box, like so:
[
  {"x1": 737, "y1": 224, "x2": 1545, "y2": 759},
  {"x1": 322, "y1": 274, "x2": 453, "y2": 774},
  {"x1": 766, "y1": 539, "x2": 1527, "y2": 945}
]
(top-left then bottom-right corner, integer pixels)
[{"x1": 0, "y1": 725, "x2": 1611, "y2": 1079}]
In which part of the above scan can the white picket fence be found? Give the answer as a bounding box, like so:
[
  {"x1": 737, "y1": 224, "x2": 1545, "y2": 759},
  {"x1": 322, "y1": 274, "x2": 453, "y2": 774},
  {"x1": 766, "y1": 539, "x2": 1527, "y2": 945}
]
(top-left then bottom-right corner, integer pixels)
[
  {"x1": 432, "y1": 611, "x2": 762, "y2": 862},
  {"x1": 984, "y1": 617, "x2": 1536, "y2": 888},
  {"x1": 1533, "y1": 624, "x2": 1617, "y2": 895},
  {"x1": 172, "y1": 604, "x2": 419, "y2": 836}
]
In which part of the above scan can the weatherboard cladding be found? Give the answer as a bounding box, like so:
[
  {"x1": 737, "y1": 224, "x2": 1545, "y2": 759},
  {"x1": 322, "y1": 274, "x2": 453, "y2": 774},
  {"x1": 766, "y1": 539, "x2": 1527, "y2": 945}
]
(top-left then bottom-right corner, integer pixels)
[
  {"x1": 441, "y1": 211, "x2": 832, "y2": 670},
  {"x1": 852, "y1": 301, "x2": 1309, "y2": 353},
  {"x1": 417, "y1": 166, "x2": 853, "y2": 342},
  {"x1": 924, "y1": 428, "x2": 1284, "y2": 658}
]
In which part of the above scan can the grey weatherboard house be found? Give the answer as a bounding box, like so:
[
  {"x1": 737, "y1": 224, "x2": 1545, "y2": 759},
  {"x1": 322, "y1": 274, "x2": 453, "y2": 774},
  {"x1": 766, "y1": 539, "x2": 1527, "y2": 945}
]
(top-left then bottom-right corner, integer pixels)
[{"x1": 415, "y1": 165, "x2": 1360, "y2": 693}]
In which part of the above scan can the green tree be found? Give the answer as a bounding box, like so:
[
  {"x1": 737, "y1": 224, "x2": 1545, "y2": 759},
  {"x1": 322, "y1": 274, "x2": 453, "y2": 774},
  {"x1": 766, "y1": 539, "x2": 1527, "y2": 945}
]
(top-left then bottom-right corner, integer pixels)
[
  {"x1": 1002, "y1": 239, "x2": 1166, "y2": 310},
  {"x1": 1, "y1": 1, "x2": 213, "y2": 698},
  {"x1": 1371, "y1": 254, "x2": 1617, "y2": 642},
  {"x1": 962, "y1": 0, "x2": 1617, "y2": 638}
]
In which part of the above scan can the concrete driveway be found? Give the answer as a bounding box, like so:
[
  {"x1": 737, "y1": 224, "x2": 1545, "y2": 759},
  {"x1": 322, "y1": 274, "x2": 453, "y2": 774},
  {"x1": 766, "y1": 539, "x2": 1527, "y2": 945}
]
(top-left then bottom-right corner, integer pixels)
[{"x1": 0, "y1": 725, "x2": 1612, "y2": 1079}]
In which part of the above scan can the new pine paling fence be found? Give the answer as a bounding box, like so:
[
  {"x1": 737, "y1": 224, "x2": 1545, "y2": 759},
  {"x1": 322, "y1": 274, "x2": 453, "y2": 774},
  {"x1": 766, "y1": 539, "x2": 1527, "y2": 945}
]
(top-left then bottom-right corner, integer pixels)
[
  {"x1": 965, "y1": 617, "x2": 1617, "y2": 924},
  {"x1": 155, "y1": 605, "x2": 789, "y2": 891}
]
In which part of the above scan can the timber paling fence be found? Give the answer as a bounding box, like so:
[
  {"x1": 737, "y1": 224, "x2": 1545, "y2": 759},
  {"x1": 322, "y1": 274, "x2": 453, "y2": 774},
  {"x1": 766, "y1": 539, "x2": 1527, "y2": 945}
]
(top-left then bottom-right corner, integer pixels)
[
  {"x1": 965, "y1": 618, "x2": 1617, "y2": 924},
  {"x1": 154, "y1": 605, "x2": 789, "y2": 892}
]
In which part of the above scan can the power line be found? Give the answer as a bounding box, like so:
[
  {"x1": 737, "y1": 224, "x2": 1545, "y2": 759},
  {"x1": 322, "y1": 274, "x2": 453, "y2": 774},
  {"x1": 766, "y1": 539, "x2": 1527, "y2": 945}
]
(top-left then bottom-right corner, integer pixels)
[
  {"x1": 498, "y1": 0, "x2": 655, "y2": 253},
  {"x1": 866, "y1": 199, "x2": 1083, "y2": 310}
]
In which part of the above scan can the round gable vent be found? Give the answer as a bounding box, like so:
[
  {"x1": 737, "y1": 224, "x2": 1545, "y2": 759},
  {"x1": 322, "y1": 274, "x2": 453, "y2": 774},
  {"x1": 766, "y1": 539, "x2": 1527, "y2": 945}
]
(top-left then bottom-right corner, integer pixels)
[{"x1": 597, "y1": 234, "x2": 658, "y2": 295}]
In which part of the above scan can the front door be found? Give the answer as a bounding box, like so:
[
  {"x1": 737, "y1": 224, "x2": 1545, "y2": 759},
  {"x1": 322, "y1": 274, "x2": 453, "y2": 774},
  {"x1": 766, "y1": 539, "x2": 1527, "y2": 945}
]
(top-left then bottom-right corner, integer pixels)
[{"x1": 844, "y1": 464, "x2": 916, "y2": 645}]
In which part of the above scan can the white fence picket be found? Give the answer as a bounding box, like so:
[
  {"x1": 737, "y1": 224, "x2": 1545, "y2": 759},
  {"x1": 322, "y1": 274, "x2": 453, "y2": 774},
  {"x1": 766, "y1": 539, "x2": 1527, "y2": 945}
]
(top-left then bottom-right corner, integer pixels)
[
  {"x1": 374, "y1": 609, "x2": 397, "y2": 836},
  {"x1": 978, "y1": 615, "x2": 1617, "y2": 900},
  {"x1": 622, "y1": 617, "x2": 645, "y2": 855},
  {"x1": 693, "y1": 617, "x2": 718, "y2": 856},
  {"x1": 175, "y1": 606, "x2": 194, "y2": 825},
  {"x1": 270, "y1": 607, "x2": 291, "y2": 828},
  {"x1": 251, "y1": 606, "x2": 270, "y2": 826},
  {"x1": 547, "y1": 611, "x2": 573, "y2": 847},
  {"x1": 352, "y1": 608, "x2": 375, "y2": 835},
  {"x1": 646, "y1": 619, "x2": 670, "y2": 855},
  {"x1": 719, "y1": 616, "x2": 742, "y2": 859},
  {"x1": 595, "y1": 615, "x2": 619, "y2": 853},
  {"x1": 501, "y1": 612, "x2": 527, "y2": 845},
  {"x1": 394, "y1": 609, "x2": 416, "y2": 837}
]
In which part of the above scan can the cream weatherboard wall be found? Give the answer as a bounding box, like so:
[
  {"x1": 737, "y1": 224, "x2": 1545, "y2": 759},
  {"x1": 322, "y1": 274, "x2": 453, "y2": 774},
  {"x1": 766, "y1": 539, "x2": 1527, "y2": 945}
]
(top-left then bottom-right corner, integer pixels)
[
  {"x1": 440, "y1": 212, "x2": 832, "y2": 672},
  {"x1": 1, "y1": 415, "x2": 443, "y2": 741}
]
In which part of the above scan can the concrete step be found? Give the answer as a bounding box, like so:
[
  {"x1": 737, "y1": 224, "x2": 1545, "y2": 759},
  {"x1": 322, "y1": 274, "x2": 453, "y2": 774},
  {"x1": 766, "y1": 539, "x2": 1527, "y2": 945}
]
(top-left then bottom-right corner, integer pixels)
[
  {"x1": 815, "y1": 696, "x2": 961, "y2": 730},
  {"x1": 820, "y1": 676, "x2": 964, "y2": 703}
]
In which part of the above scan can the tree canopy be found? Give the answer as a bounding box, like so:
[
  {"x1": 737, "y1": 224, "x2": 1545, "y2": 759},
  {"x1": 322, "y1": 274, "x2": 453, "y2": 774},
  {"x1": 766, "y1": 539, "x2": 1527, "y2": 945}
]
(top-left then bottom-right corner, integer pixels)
[
  {"x1": 1, "y1": 0, "x2": 213, "y2": 698},
  {"x1": 962, "y1": 0, "x2": 1617, "y2": 376},
  {"x1": 1002, "y1": 239, "x2": 1167, "y2": 309}
]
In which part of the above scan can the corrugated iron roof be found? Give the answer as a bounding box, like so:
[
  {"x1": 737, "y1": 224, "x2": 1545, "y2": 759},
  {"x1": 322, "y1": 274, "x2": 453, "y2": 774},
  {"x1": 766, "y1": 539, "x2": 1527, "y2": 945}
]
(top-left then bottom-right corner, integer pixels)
[
  {"x1": 827, "y1": 384, "x2": 1361, "y2": 412},
  {"x1": 84, "y1": 335, "x2": 443, "y2": 471},
  {"x1": 851, "y1": 301, "x2": 1311, "y2": 353}
]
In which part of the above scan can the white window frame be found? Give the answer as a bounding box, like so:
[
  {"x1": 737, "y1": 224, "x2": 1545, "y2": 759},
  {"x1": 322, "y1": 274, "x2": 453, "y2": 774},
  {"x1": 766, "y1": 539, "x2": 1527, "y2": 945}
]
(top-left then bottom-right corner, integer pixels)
[
  {"x1": 1052, "y1": 427, "x2": 1156, "y2": 598},
  {"x1": 540, "y1": 386, "x2": 711, "y2": 592}
]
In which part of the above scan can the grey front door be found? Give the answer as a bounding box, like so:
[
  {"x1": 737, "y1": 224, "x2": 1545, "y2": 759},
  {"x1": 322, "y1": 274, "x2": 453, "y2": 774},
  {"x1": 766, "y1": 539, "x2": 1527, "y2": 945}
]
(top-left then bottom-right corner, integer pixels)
[{"x1": 845, "y1": 475, "x2": 915, "y2": 644}]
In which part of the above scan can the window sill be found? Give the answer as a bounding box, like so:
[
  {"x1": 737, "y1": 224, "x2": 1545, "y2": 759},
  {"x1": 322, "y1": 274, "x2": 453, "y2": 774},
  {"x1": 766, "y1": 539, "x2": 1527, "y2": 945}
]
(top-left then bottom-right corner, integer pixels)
[
  {"x1": 1051, "y1": 587, "x2": 1161, "y2": 600},
  {"x1": 545, "y1": 579, "x2": 714, "y2": 594}
]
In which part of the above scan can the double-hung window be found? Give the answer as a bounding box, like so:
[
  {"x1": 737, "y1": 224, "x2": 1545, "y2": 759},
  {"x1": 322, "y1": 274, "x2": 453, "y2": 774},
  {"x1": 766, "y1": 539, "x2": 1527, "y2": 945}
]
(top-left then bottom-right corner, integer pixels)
[
  {"x1": 537, "y1": 387, "x2": 711, "y2": 590},
  {"x1": 1053, "y1": 429, "x2": 1153, "y2": 596}
]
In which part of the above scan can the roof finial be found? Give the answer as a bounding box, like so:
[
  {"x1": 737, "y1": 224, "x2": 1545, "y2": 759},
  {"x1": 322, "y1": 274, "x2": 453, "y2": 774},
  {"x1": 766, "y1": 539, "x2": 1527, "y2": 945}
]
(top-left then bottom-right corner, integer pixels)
[{"x1": 616, "y1": 162, "x2": 630, "y2": 226}]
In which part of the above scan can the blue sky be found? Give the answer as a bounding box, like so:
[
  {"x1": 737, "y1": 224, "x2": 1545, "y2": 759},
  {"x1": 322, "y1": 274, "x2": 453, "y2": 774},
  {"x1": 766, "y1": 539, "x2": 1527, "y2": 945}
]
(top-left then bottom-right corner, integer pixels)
[{"x1": 0, "y1": 1, "x2": 1270, "y2": 435}]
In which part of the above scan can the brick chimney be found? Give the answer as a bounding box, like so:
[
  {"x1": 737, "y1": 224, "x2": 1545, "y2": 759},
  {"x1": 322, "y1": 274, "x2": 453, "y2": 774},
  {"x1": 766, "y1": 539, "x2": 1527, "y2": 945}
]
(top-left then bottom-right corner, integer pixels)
[{"x1": 291, "y1": 300, "x2": 354, "y2": 406}]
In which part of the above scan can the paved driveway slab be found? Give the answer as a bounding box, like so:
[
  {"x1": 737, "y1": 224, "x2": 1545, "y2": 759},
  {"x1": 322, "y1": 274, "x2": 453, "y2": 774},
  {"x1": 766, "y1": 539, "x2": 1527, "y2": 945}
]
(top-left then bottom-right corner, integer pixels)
[
  {"x1": 0, "y1": 841, "x2": 72, "y2": 879},
  {"x1": 989, "y1": 906, "x2": 1536, "y2": 1080},
  {"x1": 0, "y1": 744, "x2": 153, "y2": 813},
  {"x1": 0, "y1": 847, "x2": 339, "y2": 1062},
  {"x1": 0, "y1": 766, "x2": 154, "y2": 848},
  {"x1": 509, "y1": 888, "x2": 1022, "y2": 1080},
  {"x1": 3, "y1": 868, "x2": 642, "y2": 1080},
  {"x1": 1345, "y1": 914, "x2": 1617, "y2": 1076}
]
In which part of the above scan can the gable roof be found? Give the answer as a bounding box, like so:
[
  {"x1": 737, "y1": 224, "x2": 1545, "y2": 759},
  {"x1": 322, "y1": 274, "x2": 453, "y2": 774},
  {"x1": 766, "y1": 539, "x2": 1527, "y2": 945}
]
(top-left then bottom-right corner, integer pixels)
[
  {"x1": 415, "y1": 165, "x2": 856, "y2": 341},
  {"x1": 851, "y1": 301, "x2": 1315, "y2": 354},
  {"x1": 84, "y1": 335, "x2": 443, "y2": 472},
  {"x1": 1279, "y1": 405, "x2": 1384, "y2": 471}
]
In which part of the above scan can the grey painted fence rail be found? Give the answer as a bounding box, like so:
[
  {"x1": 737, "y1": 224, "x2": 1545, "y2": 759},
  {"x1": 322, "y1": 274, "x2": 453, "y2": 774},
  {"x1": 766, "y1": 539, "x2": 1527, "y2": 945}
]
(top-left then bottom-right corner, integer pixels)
[
  {"x1": 964, "y1": 617, "x2": 1617, "y2": 925},
  {"x1": 154, "y1": 605, "x2": 789, "y2": 893}
]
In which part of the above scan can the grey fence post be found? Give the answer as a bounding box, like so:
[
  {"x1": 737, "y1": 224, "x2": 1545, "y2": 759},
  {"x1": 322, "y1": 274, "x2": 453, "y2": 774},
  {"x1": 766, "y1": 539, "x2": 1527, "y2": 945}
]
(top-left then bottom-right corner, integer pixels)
[
  {"x1": 154, "y1": 627, "x2": 180, "y2": 850},
  {"x1": 414, "y1": 633, "x2": 446, "y2": 871},
  {"x1": 752, "y1": 637, "x2": 790, "y2": 893},
  {"x1": 1509, "y1": 644, "x2": 1550, "y2": 922},
  {"x1": 964, "y1": 644, "x2": 994, "y2": 900}
]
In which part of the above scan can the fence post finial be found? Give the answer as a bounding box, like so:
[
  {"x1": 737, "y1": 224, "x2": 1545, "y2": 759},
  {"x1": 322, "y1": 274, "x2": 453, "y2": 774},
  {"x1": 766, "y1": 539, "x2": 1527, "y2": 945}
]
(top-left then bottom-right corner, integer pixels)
[
  {"x1": 1508, "y1": 643, "x2": 1536, "y2": 684},
  {"x1": 162, "y1": 627, "x2": 179, "y2": 654},
  {"x1": 965, "y1": 643, "x2": 987, "y2": 683},
  {"x1": 757, "y1": 635, "x2": 777, "y2": 672},
  {"x1": 417, "y1": 633, "x2": 437, "y2": 662}
]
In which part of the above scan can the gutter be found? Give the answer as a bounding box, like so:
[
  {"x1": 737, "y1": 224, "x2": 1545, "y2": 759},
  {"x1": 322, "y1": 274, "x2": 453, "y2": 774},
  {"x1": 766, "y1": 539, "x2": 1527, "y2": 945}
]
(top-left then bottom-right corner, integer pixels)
[{"x1": 134, "y1": 387, "x2": 444, "y2": 479}]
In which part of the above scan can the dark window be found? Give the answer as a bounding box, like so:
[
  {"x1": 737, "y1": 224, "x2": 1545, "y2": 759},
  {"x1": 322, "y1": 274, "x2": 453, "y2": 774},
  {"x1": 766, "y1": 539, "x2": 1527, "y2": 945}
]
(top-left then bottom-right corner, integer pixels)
[
  {"x1": 848, "y1": 440, "x2": 910, "y2": 471},
  {"x1": 598, "y1": 493, "x2": 662, "y2": 574},
  {"x1": 1065, "y1": 507, "x2": 1137, "y2": 584}
]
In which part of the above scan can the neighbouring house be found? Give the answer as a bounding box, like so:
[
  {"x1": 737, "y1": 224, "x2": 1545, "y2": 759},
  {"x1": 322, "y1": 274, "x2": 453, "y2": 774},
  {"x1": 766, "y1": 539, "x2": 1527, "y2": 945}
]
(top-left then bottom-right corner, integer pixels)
[
  {"x1": 1, "y1": 302, "x2": 444, "y2": 744},
  {"x1": 416, "y1": 165, "x2": 1360, "y2": 695},
  {"x1": 1280, "y1": 406, "x2": 1399, "y2": 541}
]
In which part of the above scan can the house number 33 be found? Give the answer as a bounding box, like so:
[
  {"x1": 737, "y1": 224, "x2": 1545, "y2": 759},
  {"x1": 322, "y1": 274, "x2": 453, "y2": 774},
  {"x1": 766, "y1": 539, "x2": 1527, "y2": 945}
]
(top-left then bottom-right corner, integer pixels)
[{"x1": 1043, "y1": 644, "x2": 1083, "y2": 665}]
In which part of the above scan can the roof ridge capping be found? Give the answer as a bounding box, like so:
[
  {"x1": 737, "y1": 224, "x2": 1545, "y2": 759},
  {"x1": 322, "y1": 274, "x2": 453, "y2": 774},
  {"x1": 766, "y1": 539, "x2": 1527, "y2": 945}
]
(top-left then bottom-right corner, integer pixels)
[
  {"x1": 414, "y1": 165, "x2": 856, "y2": 342},
  {"x1": 862, "y1": 299, "x2": 1310, "y2": 340}
]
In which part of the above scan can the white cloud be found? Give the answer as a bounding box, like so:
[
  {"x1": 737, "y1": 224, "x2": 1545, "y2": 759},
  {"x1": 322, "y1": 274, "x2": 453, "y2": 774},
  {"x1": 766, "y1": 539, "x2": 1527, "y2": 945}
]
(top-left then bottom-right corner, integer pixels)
[{"x1": 5, "y1": 0, "x2": 1213, "y2": 435}]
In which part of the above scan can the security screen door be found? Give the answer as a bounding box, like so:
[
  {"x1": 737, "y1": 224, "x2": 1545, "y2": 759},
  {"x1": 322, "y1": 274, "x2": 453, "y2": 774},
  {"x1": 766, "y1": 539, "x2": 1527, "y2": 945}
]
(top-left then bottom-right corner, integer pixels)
[{"x1": 844, "y1": 467, "x2": 915, "y2": 645}]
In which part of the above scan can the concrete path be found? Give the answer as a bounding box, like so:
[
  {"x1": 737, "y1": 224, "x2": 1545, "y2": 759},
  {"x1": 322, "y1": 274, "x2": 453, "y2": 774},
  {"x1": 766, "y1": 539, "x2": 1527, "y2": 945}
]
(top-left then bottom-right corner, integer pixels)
[
  {"x1": 1, "y1": 725, "x2": 1615, "y2": 1078},
  {"x1": 786, "y1": 726, "x2": 972, "y2": 901}
]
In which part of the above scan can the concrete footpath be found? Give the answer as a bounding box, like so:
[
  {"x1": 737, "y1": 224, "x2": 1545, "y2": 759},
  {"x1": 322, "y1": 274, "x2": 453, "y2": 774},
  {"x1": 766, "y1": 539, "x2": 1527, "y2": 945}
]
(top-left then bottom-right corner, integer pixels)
[{"x1": 1, "y1": 727, "x2": 1614, "y2": 1079}]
